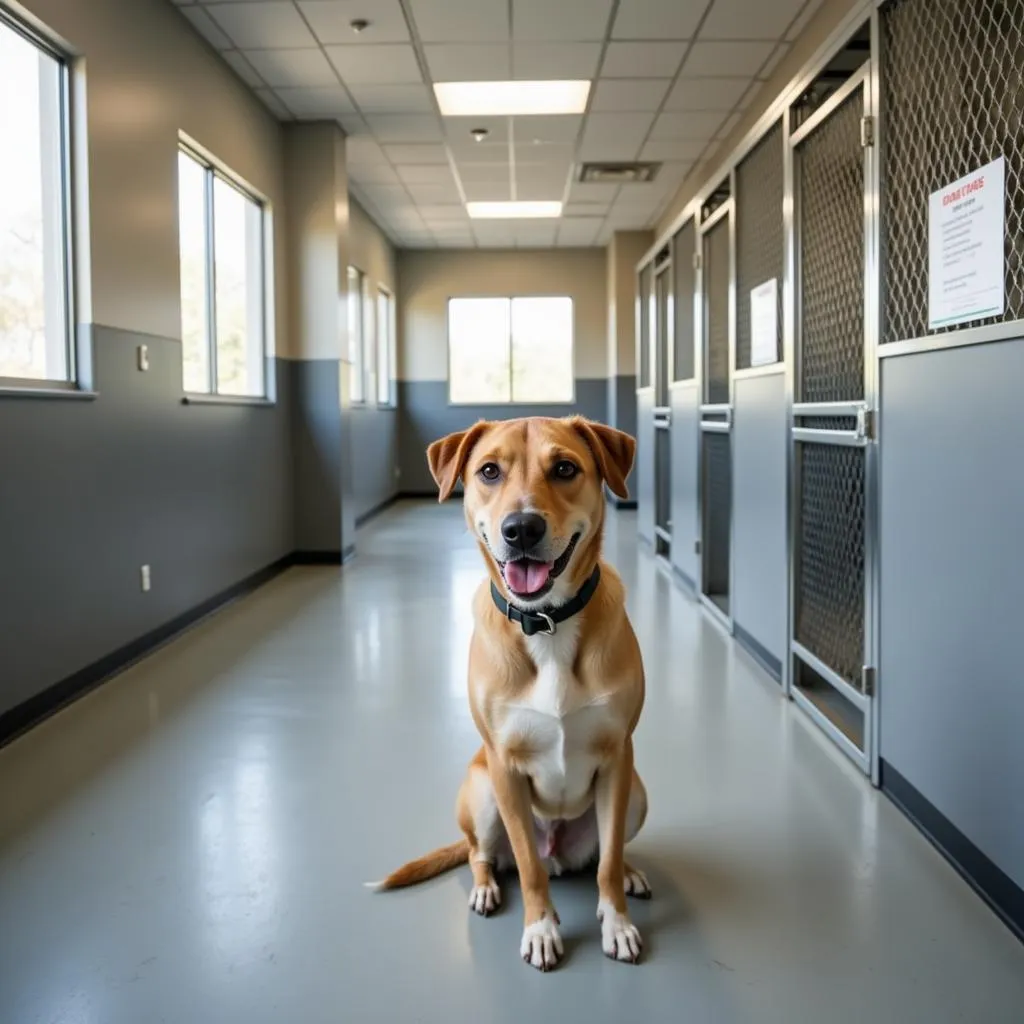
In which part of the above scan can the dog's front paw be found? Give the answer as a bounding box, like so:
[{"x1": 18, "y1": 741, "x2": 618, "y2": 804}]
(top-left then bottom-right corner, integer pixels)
[
  {"x1": 624, "y1": 865, "x2": 652, "y2": 899},
  {"x1": 468, "y1": 879, "x2": 501, "y2": 916},
  {"x1": 520, "y1": 911, "x2": 563, "y2": 971},
  {"x1": 597, "y1": 901, "x2": 643, "y2": 963}
]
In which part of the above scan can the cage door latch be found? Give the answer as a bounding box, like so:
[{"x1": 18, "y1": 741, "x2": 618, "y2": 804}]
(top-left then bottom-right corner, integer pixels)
[{"x1": 860, "y1": 115, "x2": 875, "y2": 148}]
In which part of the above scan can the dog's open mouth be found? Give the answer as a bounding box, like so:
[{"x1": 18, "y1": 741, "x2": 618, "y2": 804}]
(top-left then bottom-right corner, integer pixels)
[{"x1": 501, "y1": 533, "x2": 580, "y2": 600}]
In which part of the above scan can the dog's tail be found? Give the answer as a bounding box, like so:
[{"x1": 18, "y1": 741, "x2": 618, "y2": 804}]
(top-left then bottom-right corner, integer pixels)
[{"x1": 364, "y1": 838, "x2": 470, "y2": 892}]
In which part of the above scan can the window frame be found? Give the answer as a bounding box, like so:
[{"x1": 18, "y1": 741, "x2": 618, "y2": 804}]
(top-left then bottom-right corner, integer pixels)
[
  {"x1": 0, "y1": 8, "x2": 78, "y2": 395},
  {"x1": 177, "y1": 139, "x2": 269, "y2": 402},
  {"x1": 376, "y1": 284, "x2": 395, "y2": 407},
  {"x1": 446, "y1": 294, "x2": 576, "y2": 407}
]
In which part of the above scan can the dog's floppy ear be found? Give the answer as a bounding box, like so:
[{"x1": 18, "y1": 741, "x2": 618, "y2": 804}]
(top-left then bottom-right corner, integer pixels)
[
  {"x1": 569, "y1": 417, "x2": 636, "y2": 500},
  {"x1": 426, "y1": 421, "x2": 491, "y2": 502}
]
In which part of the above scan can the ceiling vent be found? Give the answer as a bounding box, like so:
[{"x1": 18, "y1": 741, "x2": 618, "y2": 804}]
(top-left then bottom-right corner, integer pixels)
[{"x1": 578, "y1": 161, "x2": 660, "y2": 184}]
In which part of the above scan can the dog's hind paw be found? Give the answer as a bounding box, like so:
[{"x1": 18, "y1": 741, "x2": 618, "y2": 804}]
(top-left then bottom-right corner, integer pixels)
[
  {"x1": 468, "y1": 880, "x2": 501, "y2": 916},
  {"x1": 624, "y1": 865, "x2": 652, "y2": 899}
]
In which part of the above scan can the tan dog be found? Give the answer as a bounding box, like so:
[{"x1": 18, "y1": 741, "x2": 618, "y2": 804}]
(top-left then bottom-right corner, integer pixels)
[{"x1": 369, "y1": 416, "x2": 649, "y2": 970}]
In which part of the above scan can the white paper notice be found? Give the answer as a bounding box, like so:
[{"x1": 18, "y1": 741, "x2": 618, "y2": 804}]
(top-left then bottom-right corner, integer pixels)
[
  {"x1": 749, "y1": 278, "x2": 778, "y2": 367},
  {"x1": 928, "y1": 156, "x2": 1005, "y2": 330}
]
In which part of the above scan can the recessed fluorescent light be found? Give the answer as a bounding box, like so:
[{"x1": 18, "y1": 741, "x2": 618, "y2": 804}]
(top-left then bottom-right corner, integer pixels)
[
  {"x1": 467, "y1": 201, "x2": 563, "y2": 219},
  {"x1": 434, "y1": 80, "x2": 590, "y2": 117}
]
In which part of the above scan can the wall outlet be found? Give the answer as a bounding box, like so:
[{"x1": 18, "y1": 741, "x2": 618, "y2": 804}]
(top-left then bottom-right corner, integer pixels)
[
  {"x1": 137, "y1": 344, "x2": 149, "y2": 371},
  {"x1": 140, "y1": 564, "x2": 151, "y2": 592}
]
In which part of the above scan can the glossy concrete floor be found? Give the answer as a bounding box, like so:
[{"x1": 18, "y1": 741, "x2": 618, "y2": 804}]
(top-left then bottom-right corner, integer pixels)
[{"x1": 2, "y1": 501, "x2": 1023, "y2": 1024}]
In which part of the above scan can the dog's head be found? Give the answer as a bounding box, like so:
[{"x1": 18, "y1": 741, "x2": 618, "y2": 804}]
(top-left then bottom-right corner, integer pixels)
[{"x1": 426, "y1": 417, "x2": 635, "y2": 607}]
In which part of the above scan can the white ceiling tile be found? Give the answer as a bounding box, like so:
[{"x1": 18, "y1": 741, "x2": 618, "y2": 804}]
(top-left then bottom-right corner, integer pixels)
[
  {"x1": 737, "y1": 79, "x2": 764, "y2": 111},
  {"x1": 361, "y1": 183, "x2": 414, "y2": 205},
  {"x1": 512, "y1": 142, "x2": 575, "y2": 165},
  {"x1": 715, "y1": 112, "x2": 741, "y2": 140},
  {"x1": 221, "y1": 50, "x2": 265, "y2": 88},
  {"x1": 649, "y1": 110, "x2": 725, "y2": 141},
  {"x1": 449, "y1": 142, "x2": 509, "y2": 165},
  {"x1": 446, "y1": 117, "x2": 510, "y2": 144},
  {"x1": 337, "y1": 113, "x2": 370, "y2": 135},
  {"x1": 640, "y1": 137, "x2": 709, "y2": 161},
  {"x1": 568, "y1": 182, "x2": 620, "y2": 202},
  {"x1": 564, "y1": 201, "x2": 610, "y2": 216},
  {"x1": 578, "y1": 111, "x2": 654, "y2": 160},
  {"x1": 206, "y1": 3, "x2": 315, "y2": 49},
  {"x1": 244, "y1": 48, "x2": 338, "y2": 88},
  {"x1": 424, "y1": 44, "x2": 511, "y2": 81},
  {"x1": 397, "y1": 164, "x2": 457, "y2": 185},
  {"x1": 346, "y1": 137, "x2": 390, "y2": 165},
  {"x1": 513, "y1": 0, "x2": 614, "y2": 40},
  {"x1": 254, "y1": 87, "x2": 292, "y2": 120},
  {"x1": 365, "y1": 114, "x2": 442, "y2": 142},
  {"x1": 383, "y1": 143, "x2": 449, "y2": 164},
  {"x1": 347, "y1": 83, "x2": 433, "y2": 114},
  {"x1": 408, "y1": 0, "x2": 509, "y2": 42},
  {"x1": 601, "y1": 41, "x2": 686, "y2": 78},
  {"x1": 276, "y1": 86, "x2": 356, "y2": 117},
  {"x1": 512, "y1": 43, "x2": 601, "y2": 80},
  {"x1": 612, "y1": 0, "x2": 704, "y2": 40},
  {"x1": 757, "y1": 43, "x2": 790, "y2": 81},
  {"x1": 180, "y1": 6, "x2": 233, "y2": 50},
  {"x1": 462, "y1": 179, "x2": 513, "y2": 201},
  {"x1": 417, "y1": 204, "x2": 468, "y2": 221},
  {"x1": 515, "y1": 169, "x2": 570, "y2": 201},
  {"x1": 606, "y1": 206, "x2": 655, "y2": 228},
  {"x1": 556, "y1": 217, "x2": 604, "y2": 245},
  {"x1": 514, "y1": 223, "x2": 559, "y2": 247},
  {"x1": 679, "y1": 41, "x2": 775, "y2": 78},
  {"x1": 455, "y1": 162, "x2": 511, "y2": 184},
  {"x1": 512, "y1": 115, "x2": 582, "y2": 144},
  {"x1": 325, "y1": 44, "x2": 423, "y2": 84},
  {"x1": 786, "y1": 0, "x2": 826, "y2": 41},
  {"x1": 298, "y1": 1, "x2": 410, "y2": 45},
  {"x1": 591, "y1": 78, "x2": 671, "y2": 112},
  {"x1": 665, "y1": 76, "x2": 750, "y2": 112},
  {"x1": 405, "y1": 181, "x2": 462, "y2": 203},
  {"x1": 350, "y1": 162, "x2": 401, "y2": 185},
  {"x1": 701, "y1": 0, "x2": 806, "y2": 41}
]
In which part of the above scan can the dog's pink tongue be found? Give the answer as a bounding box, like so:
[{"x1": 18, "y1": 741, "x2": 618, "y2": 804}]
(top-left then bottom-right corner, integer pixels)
[{"x1": 505, "y1": 560, "x2": 552, "y2": 595}]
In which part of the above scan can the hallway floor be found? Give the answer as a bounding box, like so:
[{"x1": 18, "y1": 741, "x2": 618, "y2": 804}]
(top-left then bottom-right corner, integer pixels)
[{"x1": 1, "y1": 501, "x2": 1022, "y2": 1023}]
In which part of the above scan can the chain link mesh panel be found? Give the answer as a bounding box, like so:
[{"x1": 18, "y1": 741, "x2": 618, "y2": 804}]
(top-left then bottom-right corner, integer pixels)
[
  {"x1": 736, "y1": 122, "x2": 784, "y2": 369},
  {"x1": 673, "y1": 219, "x2": 696, "y2": 381},
  {"x1": 796, "y1": 443, "x2": 866, "y2": 688},
  {"x1": 881, "y1": 0, "x2": 1024, "y2": 341},
  {"x1": 703, "y1": 217, "x2": 730, "y2": 404},
  {"x1": 798, "y1": 90, "x2": 865, "y2": 403},
  {"x1": 702, "y1": 431, "x2": 731, "y2": 600}
]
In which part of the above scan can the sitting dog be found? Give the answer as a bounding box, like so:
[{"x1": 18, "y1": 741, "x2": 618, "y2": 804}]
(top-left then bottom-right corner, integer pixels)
[{"x1": 368, "y1": 416, "x2": 649, "y2": 970}]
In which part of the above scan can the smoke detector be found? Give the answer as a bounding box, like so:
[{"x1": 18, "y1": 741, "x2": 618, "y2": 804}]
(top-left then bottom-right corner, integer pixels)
[{"x1": 578, "y1": 162, "x2": 660, "y2": 184}]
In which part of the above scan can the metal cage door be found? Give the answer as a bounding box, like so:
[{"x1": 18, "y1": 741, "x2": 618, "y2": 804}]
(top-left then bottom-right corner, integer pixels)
[
  {"x1": 653, "y1": 260, "x2": 673, "y2": 559},
  {"x1": 789, "y1": 69, "x2": 876, "y2": 774}
]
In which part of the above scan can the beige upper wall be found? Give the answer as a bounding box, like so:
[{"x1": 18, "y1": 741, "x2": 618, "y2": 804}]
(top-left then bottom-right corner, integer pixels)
[
  {"x1": 654, "y1": 0, "x2": 862, "y2": 242},
  {"x1": 14, "y1": 0, "x2": 288, "y2": 350},
  {"x1": 607, "y1": 231, "x2": 653, "y2": 379},
  {"x1": 397, "y1": 249, "x2": 608, "y2": 383},
  {"x1": 349, "y1": 199, "x2": 397, "y2": 298}
]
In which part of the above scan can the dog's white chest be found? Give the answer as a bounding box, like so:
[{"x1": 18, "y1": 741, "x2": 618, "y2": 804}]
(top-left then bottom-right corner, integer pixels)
[{"x1": 496, "y1": 622, "x2": 618, "y2": 816}]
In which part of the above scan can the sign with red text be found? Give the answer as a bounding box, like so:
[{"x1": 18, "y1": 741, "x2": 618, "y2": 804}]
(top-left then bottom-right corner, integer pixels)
[{"x1": 928, "y1": 156, "x2": 1005, "y2": 330}]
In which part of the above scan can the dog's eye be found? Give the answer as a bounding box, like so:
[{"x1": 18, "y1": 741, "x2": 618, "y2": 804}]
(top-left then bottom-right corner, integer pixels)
[
  {"x1": 554, "y1": 460, "x2": 579, "y2": 480},
  {"x1": 478, "y1": 462, "x2": 501, "y2": 482}
]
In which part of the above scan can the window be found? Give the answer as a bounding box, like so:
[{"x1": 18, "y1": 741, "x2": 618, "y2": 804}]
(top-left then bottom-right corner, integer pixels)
[
  {"x1": 0, "y1": 13, "x2": 72, "y2": 387},
  {"x1": 448, "y1": 296, "x2": 573, "y2": 404},
  {"x1": 376, "y1": 286, "x2": 395, "y2": 406},
  {"x1": 347, "y1": 265, "x2": 365, "y2": 403},
  {"x1": 177, "y1": 146, "x2": 266, "y2": 398}
]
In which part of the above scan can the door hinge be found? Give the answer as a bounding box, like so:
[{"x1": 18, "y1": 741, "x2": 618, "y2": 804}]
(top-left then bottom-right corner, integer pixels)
[
  {"x1": 861, "y1": 665, "x2": 876, "y2": 697},
  {"x1": 860, "y1": 115, "x2": 875, "y2": 148},
  {"x1": 692, "y1": 252, "x2": 702, "y2": 271},
  {"x1": 694, "y1": 539, "x2": 702, "y2": 555},
  {"x1": 857, "y1": 408, "x2": 876, "y2": 442}
]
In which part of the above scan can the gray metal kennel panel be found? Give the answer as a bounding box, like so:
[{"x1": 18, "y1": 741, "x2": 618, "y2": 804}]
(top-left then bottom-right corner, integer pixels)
[{"x1": 636, "y1": 264, "x2": 655, "y2": 545}]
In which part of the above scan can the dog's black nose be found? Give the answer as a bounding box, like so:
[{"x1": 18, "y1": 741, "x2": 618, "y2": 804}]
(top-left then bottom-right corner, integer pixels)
[{"x1": 501, "y1": 512, "x2": 547, "y2": 553}]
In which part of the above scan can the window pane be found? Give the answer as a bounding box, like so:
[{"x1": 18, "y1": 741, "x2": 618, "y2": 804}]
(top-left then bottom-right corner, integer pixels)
[
  {"x1": 449, "y1": 298, "x2": 510, "y2": 404},
  {"x1": 348, "y1": 266, "x2": 364, "y2": 402},
  {"x1": 511, "y1": 297, "x2": 573, "y2": 402},
  {"x1": 362, "y1": 275, "x2": 375, "y2": 401},
  {"x1": 0, "y1": 20, "x2": 68, "y2": 382},
  {"x1": 177, "y1": 151, "x2": 209, "y2": 393},
  {"x1": 213, "y1": 176, "x2": 264, "y2": 397},
  {"x1": 376, "y1": 288, "x2": 391, "y2": 405}
]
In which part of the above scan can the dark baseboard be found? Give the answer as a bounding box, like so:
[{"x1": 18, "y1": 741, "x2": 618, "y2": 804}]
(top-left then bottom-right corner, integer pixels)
[
  {"x1": 734, "y1": 623, "x2": 783, "y2": 683},
  {"x1": 881, "y1": 760, "x2": 1024, "y2": 946},
  {"x1": 0, "y1": 553, "x2": 294, "y2": 750},
  {"x1": 355, "y1": 493, "x2": 401, "y2": 528},
  {"x1": 293, "y1": 550, "x2": 343, "y2": 565},
  {"x1": 604, "y1": 492, "x2": 638, "y2": 510},
  {"x1": 398, "y1": 489, "x2": 446, "y2": 500}
]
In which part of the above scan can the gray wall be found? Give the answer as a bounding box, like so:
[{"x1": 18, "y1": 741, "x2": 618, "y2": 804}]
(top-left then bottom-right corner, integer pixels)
[
  {"x1": 0, "y1": 328, "x2": 292, "y2": 718},
  {"x1": 669, "y1": 383, "x2": 700, "y2": 585},
  {"x1": 732, "y1": 371, "x2": 787, "y2": 667},
  {"x1": 879, "y1": 337, "x2": 1024, "y2": 891}
]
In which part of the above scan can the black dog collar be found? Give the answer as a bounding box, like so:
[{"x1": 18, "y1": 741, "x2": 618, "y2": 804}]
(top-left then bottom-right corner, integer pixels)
[{"x1": 490, "y1": 565, "x2": 601, "y2": 637}]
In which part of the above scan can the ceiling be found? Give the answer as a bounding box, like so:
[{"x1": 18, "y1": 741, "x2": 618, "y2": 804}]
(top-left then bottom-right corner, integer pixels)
[{"x1": 170, "y1": 0, "x2": 825, "y2": 248}]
